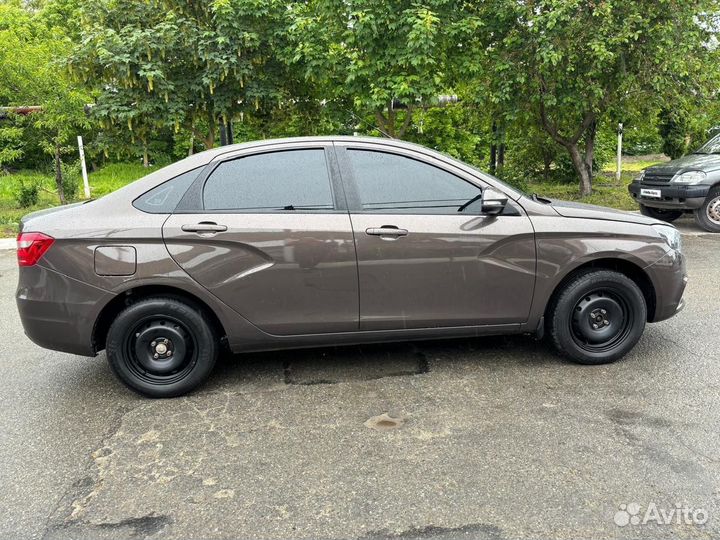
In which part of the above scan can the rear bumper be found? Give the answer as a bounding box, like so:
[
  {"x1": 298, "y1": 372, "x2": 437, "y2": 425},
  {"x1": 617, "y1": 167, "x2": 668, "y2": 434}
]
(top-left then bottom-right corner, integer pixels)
[
  {"x1": 16, "y1": 265, "x2": 109, "y2": 356},
  {"x1": 645, "y1": 249, "x2": 687, "y2": 323},
  {"x1": 628, "y1": 181, "x2": 709, "y2": 210}
]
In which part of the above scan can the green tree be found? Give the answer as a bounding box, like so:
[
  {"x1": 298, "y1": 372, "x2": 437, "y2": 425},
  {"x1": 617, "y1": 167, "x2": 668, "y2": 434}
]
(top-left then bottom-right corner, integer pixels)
[
  {"x1": 472, "y1": 0, "x2": 720, "y2": 195},
  {"x1": 289, "y1": 0, "x2": 480, "y2": 138},
  {"x1": 0, "y1": 125, "x2": 24, "y2": 170},
  {"x1": 69, "y1": 0, "x2": 291, "y2": 155},
  {"x1": 0, "y1": 1, "x2": 90, "y2": 203}
]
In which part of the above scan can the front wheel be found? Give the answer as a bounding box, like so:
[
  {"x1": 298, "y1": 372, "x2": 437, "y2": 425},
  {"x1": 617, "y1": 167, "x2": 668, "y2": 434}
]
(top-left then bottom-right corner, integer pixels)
[
  {"x1": 547, "y1": 270, "x2": 647, "y2": 365},
  {"x1": 106, "y1": 297, "x2": 218, "y2": 398},
  {"x1": 694, "y1": 187, "x2": 720, "y2": 233},
  {"x1": 639, "y1": 204, "x2": 683, "y2": 222}
]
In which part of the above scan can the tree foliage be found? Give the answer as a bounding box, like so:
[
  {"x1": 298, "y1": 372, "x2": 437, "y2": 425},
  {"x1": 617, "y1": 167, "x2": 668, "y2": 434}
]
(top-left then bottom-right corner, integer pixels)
[
  {"x1": 68, "y1": 0, "x2": 291, "y2": 151},
  {"x1": 2, "y1": 0, "x2": 720, "y2": 199},
  {"x1": 290, "y1": 0, "x2": 480, "y2": 137},
  {"x1": 470, "y1": 0, "x2": 720, "y2": 194},
  {"x1": 659, "y1": 108, "x2": 691, "y2": 159},
  {"x1": 0, "y1": 1, "x2": 90, "y2": 202}
]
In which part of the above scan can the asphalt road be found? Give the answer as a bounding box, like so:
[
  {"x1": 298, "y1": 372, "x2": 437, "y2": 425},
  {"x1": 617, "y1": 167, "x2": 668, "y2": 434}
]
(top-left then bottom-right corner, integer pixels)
[{"x1": 1, "y1": 227, "x2": 719, "y2": 540}]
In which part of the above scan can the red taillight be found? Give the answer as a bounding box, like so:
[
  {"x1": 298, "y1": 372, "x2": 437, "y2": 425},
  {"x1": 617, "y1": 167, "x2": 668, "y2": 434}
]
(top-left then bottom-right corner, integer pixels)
[{"x1": 17, "y1": 232, "x2": 55, "y2": 267}]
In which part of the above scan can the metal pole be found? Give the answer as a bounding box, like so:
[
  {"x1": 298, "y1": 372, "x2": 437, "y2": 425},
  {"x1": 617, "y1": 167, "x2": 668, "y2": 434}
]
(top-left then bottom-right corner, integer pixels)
[
  {"x1": 77, "y1": 136, "x2": 90, "y2": 199},
  {"x1": 616, "y1": 123, "x2": 623, "y2": 182}
]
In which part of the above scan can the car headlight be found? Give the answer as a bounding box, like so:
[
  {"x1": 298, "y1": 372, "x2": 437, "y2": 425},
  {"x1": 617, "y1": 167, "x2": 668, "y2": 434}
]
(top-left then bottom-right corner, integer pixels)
[
  {"x1": 636, "y1": 170, "x2": 645, "y2": 182},
  {"x1": 654, "y1": 224, "x2": 682, "y2": 251},
  {"x1": 672, "y1": 170, "x2": 706, "y2": 184}
]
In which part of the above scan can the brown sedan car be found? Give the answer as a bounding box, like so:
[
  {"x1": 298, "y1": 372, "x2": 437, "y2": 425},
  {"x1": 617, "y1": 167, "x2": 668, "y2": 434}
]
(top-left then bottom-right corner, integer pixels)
[{"x1": 16, "y1": 137, "x2": 687, "y2": 397}]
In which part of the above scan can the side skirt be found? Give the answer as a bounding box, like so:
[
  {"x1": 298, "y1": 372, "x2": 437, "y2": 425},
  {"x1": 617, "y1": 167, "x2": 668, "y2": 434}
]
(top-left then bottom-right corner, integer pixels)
[{"x1": 228, "y1": 323, "x2": 524, "y2": 354}]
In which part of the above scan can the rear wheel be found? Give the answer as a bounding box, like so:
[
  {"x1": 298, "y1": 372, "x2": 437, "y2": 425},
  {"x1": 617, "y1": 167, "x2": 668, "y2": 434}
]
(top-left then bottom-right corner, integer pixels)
[
  {"x1": 547, "y1": 270, "x2": 647, "y2": 365},
  {"x1": 694, "y1": 187, "x2": 720, "y2": 233},
  {"x1": 639, "y1": 204, "x2": 683, "y2": 222},
  {"x1": 106, "y1": 297, "x2": 218, "y2": 398}
]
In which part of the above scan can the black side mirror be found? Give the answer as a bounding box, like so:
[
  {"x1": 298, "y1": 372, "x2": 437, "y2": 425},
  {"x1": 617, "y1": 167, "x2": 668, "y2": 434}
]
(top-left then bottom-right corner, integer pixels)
[{"x1": 481, "y1": 187, "x2": 508, "y2": 215}]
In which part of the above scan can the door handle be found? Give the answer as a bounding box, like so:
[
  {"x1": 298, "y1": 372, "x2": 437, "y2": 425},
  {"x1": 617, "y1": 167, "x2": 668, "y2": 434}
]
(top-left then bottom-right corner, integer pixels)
[
  {"x1": 181, "y1": 222, "x2": 228, "y2": 234},
  {"x1": 365, "y1": 226, "x2": 408, "y2": 237}
]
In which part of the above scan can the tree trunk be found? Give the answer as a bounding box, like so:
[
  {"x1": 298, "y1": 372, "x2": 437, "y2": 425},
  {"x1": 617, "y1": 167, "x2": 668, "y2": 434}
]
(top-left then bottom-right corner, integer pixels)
[
  {"x1": 54, "y1": 142, "x2": 65, "y2": 205},
  {"x1": 375, "y1": 109, "x2": 395, "y2": 138},
  {"x1": 227, "y1": 120, "x2": 234, "y2": 145},
  {"x1": 219, "y1": 120, "x2": 228, "y2": 146},
  {"x1": 188, "y1": 132, "x2": 195, "y2": 156},
  {"x1": 538, "y1": 102, "x2": 597, "y2": 196},
  {"x1": 542, "y1": 151, "x2": 552, "y2": 181},
  {"x1": 497, "y1": 140, "x2": 505, "y2": 174},
  {"x1": 567, "y1": 143, "x2": 593, "y2": 196},
  {"x1": 204, "y1": 110, "x2": 216, "y2": 149},
  {"x1": 203, "y1": 131, "x2": 215, "y2": 150},
  {"x1": 142, "y1": 140, "x2": 149, "y2": 167},
  {"x1": 396, "y1": 109, "x2": 414, "y2": 139},
  {"x1": 584, "y1": 120, "x2": 597, "y2": 180},
  {"x1": 489, "y1": 120, "x2": 497, "y2": 174}
]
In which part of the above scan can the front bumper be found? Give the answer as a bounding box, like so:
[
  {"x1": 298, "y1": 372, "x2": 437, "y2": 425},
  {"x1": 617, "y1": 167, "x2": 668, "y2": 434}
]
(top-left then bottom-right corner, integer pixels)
[
  {"x1": 644, "y1": 249, "x2": 687, "y2": 323},
  {"x1": 628, "y1": 181, "x2": 709, "y2": 210}
]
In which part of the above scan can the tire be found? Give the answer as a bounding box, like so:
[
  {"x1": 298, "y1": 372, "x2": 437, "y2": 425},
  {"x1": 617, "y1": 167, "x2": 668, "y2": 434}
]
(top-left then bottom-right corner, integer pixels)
[
  {"x1": 693, "y1": 187, "x2": 720, "y2": 233},
  {"x1": 639, "y1": 204, "x2": 683, "y2": 223},
  {"x1": 106, "y1": 297, "x2": 218, "y2": 398},
  {"x1": 547, "y1": 270, "x2": 647, "y2": 365}
]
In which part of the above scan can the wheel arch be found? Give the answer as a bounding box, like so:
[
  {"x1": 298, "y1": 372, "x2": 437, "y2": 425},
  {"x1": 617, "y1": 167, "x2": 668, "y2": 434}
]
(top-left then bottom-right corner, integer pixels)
[
  {"x1": 544, "y1": 258, "x2": 657, "y2": 324},
  {"x1": 92, "y1": 284, "x2": 228, "y2": 353}
]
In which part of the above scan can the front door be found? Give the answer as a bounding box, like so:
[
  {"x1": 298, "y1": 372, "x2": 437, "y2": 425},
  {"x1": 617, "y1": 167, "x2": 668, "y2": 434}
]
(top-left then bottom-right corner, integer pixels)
[
  {"x1": 163, "y1": 146, "x2": 358, "y2": 335},
  {"x1": 336, "y1": 144, "x2": 536, "y2": 331}
]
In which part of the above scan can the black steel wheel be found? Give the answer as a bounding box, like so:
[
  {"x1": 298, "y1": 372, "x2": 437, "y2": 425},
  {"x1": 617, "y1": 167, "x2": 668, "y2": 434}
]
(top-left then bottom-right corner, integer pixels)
[
  {"x1": 639, "y1": 205, "x2": 683, "y2": 223},
  {"x1": 107, "y1": 297, "x2": 218, "y2": 397},
  {"x1": 569, "y1": 290, "x2": 633, "y2": 353},
  {"x1": 547, "y1": 269, "x2": 647, "y2": 364}
]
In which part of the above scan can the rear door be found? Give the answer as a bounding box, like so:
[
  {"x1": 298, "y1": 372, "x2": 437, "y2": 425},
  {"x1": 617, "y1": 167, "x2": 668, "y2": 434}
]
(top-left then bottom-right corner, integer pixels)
[
  {"x1": 335, "y1": 142, "x2": 536, "y2": 331},
  {"x1": 162, "y1": 143, "x2": 358, "y2": 335}
]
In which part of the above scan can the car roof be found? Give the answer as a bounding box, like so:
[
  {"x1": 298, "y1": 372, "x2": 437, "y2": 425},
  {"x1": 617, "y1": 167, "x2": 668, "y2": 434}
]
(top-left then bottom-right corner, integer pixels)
[{"x1": 200, "y1": 135, "x2": 434, "y2": 159}]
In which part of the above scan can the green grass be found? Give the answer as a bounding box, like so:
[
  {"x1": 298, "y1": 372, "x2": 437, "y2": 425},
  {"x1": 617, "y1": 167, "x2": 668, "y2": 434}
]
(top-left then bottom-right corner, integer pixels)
[
  {"x1": 601, "y1": 154, "x2": 669, "y2": 173},
  {"x1": 0, "y1": 163, "x2": 157, "y2": 236},
  {"x1": 86, "y1": 162, "x2": 160, "y2": 197},
  {"x1": 529, "y1": 156, "x2": 667, "y2": 211},
  {"x1": 527, "y1": 172, "x2": 639, "y2": 210}
]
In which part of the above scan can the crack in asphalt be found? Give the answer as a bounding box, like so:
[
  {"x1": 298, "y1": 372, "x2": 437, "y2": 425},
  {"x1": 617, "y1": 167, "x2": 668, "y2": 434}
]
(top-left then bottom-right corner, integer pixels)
[
  {"x1": 41, "y1": 404, "x2": 138, "y2": 539},
  {"x1": 355, "y1": 523, "x2": 505, "y2": 540}
]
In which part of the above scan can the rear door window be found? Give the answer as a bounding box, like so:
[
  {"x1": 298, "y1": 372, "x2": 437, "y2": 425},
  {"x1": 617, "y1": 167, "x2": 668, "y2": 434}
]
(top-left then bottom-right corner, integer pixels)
[{"x1": 203, "y1": 149, "x2": 334, "y2": 212}]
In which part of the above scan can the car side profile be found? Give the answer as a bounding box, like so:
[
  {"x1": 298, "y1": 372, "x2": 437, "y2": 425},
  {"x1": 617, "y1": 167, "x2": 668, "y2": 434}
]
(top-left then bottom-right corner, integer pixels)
[{"x1": 16, "y1": 137, "x2": 687, "y2": 397}]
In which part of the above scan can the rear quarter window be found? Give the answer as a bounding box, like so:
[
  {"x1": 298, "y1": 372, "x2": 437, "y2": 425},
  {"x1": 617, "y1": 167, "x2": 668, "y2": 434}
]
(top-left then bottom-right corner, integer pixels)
[{"x1": 133, "y1": 167, "x2": 203, "y2": 214}]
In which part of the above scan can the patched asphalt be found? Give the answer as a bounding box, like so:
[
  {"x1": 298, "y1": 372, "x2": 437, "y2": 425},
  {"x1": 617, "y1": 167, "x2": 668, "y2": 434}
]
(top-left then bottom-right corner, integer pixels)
[{"x1": 0, "y1": 232, "x2": 719, "y2": 540}]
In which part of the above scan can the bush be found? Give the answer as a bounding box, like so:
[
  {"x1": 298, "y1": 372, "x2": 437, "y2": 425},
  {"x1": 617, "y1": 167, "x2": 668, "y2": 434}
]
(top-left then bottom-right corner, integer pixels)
[
  {"x1": 60, "y1": 160, "x2": 81, "y2": 201},
  {"x1": 15, "y1": 181, "x2": 39, "y2": 208}
]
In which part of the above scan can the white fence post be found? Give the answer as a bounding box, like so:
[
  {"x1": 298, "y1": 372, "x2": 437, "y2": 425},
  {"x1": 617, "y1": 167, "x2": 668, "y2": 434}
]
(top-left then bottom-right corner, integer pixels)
[
  {"x1": 77, "y1": 135, "x2": 90, "y2": 199},
  {"x1": 616, "y1": 123, "x2": 623, "y2": 182}
]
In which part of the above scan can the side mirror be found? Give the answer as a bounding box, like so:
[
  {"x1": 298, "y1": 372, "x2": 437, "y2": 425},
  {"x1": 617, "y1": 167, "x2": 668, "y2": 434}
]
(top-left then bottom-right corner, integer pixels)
[{"x1": 481, "y1": 187, "x2": 508, "y2": 215}]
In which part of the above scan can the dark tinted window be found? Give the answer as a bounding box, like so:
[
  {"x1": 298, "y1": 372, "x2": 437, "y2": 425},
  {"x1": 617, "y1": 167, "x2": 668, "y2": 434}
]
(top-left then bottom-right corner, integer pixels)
[
  {"x1": 133, "y1": 167, "x2": 202, "y2": 213},
  {"x1": 347, "y1": 150, "x2": 480, "y2": 213},
  {"x1": 203, "y1": 149, "x2": 334, "y2": 211}
]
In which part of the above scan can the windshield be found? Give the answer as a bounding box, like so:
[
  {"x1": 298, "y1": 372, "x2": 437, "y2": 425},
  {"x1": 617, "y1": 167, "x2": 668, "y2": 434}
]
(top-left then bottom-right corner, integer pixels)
[{"x1": 694, "y1": 133, "x2": 720, "y2": 154}]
